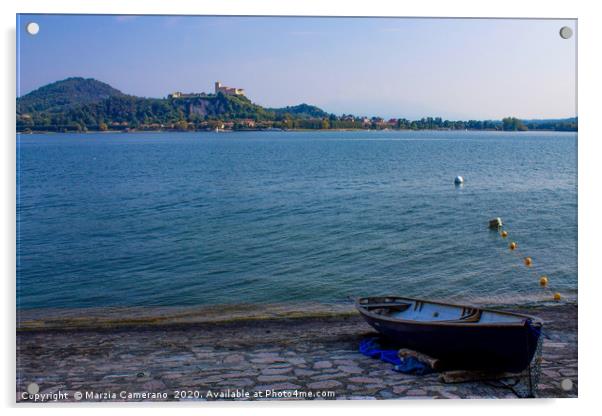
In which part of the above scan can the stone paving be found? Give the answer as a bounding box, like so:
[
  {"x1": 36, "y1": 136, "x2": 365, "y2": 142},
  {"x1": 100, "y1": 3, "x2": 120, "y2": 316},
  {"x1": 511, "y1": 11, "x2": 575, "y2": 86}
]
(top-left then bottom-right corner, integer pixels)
[{"x1": 16, "y1": 304, "x2": 577, "y2": 402}]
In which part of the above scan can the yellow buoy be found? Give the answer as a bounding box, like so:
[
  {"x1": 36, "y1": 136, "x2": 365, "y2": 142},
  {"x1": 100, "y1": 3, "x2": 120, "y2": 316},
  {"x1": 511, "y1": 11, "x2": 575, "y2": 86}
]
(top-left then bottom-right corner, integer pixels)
[
  {"x1": 509, "y1": 242, "x2": 517, "y2": 251},
  {"x1": 554, "y1": 292, "x2": 561, "y2": 301},
  {"x1": 539, "y1": 276, "x2": 548, "y2": 287},
  {"x1": 501, "y1": 231, "x2": 508, "y2": 238},
  {"x1": 524, "y1": 257, "x2": 532, "y2": 267}
]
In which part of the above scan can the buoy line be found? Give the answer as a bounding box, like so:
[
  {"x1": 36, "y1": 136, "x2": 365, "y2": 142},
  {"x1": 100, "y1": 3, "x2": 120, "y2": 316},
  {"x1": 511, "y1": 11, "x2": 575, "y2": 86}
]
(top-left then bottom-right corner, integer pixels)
[{"x1": 492, "y1": 221, "x2": 561, "y2": 302}]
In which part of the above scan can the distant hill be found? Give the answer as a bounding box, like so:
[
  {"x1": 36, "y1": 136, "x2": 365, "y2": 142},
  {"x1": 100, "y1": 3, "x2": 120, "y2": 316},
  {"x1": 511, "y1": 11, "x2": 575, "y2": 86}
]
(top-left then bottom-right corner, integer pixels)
[
  {"x1": 16, "y1": 77, "x2": 334, "y2": 132},
  {"x1": 17, "y1": 77, "x2": 125, "y2": 114},
  {"x1": 523, "y1": 117, "x2": 577, "y2": 124},
  {"x1": 172, "y1": 93, "x2": 274, "y2": 120},
  {"x1": 16, "y1": 77, "x2": 577, "y2": 133},
  {"x1": 269, "y1": 103, "x2": 329, "y2": 119},
  {"x1": 522, "y1": 117, "x2": 578, "y2": 132}
]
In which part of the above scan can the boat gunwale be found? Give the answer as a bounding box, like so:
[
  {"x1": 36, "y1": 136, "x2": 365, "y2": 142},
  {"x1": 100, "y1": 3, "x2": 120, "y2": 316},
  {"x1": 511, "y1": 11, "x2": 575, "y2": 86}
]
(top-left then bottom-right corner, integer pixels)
[{"x1": 355, "y1": 296, "x2": 544, "y2": 328}]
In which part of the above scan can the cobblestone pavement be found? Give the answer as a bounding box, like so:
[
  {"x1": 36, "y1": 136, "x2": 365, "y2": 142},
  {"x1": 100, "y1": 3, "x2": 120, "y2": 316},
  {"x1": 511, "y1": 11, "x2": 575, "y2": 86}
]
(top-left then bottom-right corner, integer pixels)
[{"x1": 16, "y1": 304, "x2": 577, "y2": 402}]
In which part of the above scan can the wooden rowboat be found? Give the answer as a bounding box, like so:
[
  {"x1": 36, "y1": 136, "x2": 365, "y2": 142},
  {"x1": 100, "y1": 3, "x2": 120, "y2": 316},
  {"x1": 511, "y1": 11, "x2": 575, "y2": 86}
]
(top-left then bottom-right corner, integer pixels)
[{"x1": 355, "y1": 296, "x2": 543, "y2": 372}]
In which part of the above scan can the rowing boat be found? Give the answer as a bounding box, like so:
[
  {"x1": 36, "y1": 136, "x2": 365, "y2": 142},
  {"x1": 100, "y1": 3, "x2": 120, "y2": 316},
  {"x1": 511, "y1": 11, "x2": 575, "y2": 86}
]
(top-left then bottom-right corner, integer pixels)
[{"x1": 355, "y1": 296, "x2": 543, "y2": 372}]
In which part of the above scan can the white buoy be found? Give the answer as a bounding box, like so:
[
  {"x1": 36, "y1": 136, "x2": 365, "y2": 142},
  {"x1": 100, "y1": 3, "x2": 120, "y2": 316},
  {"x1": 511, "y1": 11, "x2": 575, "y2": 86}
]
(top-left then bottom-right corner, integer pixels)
[
  {"x1": 454, "y1": 176, "x2": 464, "y2": 185},
  {"x1": 489, "y1": 217, "x2": 503, "y2": 229}
]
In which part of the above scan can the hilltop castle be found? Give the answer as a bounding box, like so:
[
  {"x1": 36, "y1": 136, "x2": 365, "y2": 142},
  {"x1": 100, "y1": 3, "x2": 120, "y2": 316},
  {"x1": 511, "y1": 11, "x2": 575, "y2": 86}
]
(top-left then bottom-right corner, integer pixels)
[
  {"x1": 168, "y1": 81, "x2": 245, "y2": 99},
  {"x1": 214, "y1": 81, "x2": 245, "y2": 96}
]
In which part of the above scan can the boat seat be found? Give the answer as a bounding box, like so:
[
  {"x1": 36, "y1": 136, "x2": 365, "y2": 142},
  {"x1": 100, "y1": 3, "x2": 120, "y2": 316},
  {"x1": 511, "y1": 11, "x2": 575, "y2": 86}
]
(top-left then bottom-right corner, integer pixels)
[
  {"x1": 459, "y1": 310, "x2": 483, "y2": 322},
  {"x1": 362, "y1": 302, "x2": 412, "y2": 312},
  {"x1": 441, "y1": 309, "x2": 483, "y2": 323}
]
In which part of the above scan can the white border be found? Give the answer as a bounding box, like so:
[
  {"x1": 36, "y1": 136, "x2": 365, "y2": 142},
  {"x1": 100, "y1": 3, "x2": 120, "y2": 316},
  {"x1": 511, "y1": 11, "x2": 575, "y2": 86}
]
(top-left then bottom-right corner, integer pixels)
[{"x1": 3, "y1": 1, "x2": 601, "y2": 415}]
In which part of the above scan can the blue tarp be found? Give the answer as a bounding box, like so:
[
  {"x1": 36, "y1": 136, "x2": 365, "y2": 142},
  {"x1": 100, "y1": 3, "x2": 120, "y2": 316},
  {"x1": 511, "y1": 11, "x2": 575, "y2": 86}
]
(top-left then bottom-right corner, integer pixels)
[{"x1": 359, "y1": 337, "x2": 434, "y2": 375}]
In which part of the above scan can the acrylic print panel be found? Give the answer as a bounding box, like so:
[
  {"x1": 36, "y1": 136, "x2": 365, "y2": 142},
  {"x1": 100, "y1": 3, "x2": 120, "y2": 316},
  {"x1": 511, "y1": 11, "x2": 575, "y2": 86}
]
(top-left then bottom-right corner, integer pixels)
[{"x1": 16, "y1": 14, "x2": 577, "y2": 402}]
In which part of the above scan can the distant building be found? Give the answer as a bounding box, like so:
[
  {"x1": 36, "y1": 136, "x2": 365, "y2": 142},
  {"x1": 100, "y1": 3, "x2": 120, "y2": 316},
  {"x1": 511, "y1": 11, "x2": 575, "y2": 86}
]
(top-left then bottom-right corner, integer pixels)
[
  {"x1": 168, "y1": 91, "x2": 207, "y2": 99},
  {"x1": 168, "y1": 82, "x2": 245, "y2": 99},
  {"x1": 215, "y1": 81, "x2": 245, "y2": 96},
  {"x1": 239, "y1": 119, "x2": 256, "y2": 128},
  {"x1": 168, "y1": 91, "x2": 192, "y2": 99}
]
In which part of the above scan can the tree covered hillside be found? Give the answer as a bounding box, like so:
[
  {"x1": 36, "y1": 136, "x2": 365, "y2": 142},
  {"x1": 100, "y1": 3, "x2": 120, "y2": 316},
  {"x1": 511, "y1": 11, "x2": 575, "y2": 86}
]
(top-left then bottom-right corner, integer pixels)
[
  {"x1": 16, "y1": 78, "x2": 577, "y2": 132},
  {"x1": 17, "y1": 77, "x2": 125, "y2": 114},
  {"x1": 17, "y1": 78, "x2": 326, "y2": 132}
]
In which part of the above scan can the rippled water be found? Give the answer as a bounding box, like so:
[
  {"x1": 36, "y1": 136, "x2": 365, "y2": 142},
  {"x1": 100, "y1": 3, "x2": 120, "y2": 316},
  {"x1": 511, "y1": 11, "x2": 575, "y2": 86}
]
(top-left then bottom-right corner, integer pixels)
[{"x1": 16, "y1": 130, "x2": 577, "y2": 309}]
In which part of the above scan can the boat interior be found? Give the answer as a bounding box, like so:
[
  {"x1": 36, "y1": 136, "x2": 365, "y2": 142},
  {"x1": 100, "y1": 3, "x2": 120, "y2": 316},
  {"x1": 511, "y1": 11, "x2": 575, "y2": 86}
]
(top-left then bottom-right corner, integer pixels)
[{"x1": 358, "y1": 297, "x2": 526, "y2": 324}]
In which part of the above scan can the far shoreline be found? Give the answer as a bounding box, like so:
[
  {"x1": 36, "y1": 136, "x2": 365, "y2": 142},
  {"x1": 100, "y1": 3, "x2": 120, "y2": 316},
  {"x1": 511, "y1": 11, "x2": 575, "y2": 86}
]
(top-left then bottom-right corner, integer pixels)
[{"x1": 16, "y1": 128, "x2": 578, "y2": 135}]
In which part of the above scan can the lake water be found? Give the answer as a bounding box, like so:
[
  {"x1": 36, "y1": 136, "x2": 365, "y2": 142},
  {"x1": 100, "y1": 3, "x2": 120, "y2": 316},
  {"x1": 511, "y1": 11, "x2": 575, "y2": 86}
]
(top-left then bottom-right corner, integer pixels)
[{"x1": 16, "y1": 130, "x2": 577, "y2": 309}]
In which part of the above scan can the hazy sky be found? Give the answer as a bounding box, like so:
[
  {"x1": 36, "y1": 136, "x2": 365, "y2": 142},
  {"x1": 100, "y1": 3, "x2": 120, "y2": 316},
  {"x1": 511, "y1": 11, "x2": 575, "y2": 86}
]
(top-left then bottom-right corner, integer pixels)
[{"x1": 17, "y1": 15, "x2": 576, "y2": 120}]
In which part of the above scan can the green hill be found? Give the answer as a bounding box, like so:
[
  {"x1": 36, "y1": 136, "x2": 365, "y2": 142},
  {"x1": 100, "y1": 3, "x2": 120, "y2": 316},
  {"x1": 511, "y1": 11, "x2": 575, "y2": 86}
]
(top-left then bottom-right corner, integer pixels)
[
  {"x1": 17, "y1": 77, "x2": 125, "y2": 114},
  {"x1": 16, "y1": 77, "x2": 577, "y2": 133},
  {"x1": 269, "y1": 103, "x2": 329, "y2": 119},
  {"x1": 16, "y1": 77, "x2": 333, "y2": 132},
  {"x1": 171, "y1": 93, "x2": 275, "y2": 120}
]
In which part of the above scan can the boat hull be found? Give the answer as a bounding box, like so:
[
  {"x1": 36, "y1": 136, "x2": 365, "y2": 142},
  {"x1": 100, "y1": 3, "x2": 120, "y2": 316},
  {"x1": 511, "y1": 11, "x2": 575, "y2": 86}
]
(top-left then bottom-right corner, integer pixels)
[{"x1": 356, "y1": 296, "x2": 543, "y2": 372}]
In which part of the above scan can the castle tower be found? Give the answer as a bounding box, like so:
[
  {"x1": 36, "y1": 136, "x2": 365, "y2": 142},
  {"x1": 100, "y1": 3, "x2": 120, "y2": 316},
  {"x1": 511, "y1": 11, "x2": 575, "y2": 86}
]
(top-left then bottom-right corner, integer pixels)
[{"x1": 215, "y1": 81, "x2": 221, "y2": 94}]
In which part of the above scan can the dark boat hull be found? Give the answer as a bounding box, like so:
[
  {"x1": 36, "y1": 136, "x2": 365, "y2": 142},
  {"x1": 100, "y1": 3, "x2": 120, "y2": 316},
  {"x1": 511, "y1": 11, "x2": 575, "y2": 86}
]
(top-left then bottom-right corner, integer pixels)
[{"x1": 356, "y1": 297, "x2": 542, "y2": 372}]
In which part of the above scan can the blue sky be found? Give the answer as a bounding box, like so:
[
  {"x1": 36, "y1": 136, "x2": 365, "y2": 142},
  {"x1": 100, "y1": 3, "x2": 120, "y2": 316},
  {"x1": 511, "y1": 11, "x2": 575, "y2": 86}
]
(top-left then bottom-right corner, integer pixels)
[{"x1": 17, "y1": 15, "x2": 576, "y2": 120}]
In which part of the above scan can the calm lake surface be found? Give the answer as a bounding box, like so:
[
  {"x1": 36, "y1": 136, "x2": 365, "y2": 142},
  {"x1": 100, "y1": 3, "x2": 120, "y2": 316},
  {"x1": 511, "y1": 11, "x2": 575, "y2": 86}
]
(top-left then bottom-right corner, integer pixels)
[{"x1": 17, "y1": 130, "x2": 577, "y2": 309}]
